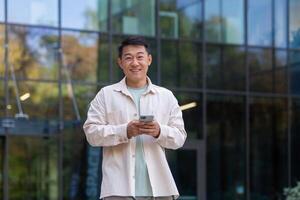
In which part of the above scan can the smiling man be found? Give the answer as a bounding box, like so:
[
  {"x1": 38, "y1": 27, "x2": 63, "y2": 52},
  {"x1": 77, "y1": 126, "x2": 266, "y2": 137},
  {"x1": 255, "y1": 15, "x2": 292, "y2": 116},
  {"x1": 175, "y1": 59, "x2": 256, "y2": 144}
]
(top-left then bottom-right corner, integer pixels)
[{"x1": 83, "y1": 36, "x2": 187, "y2": 200}]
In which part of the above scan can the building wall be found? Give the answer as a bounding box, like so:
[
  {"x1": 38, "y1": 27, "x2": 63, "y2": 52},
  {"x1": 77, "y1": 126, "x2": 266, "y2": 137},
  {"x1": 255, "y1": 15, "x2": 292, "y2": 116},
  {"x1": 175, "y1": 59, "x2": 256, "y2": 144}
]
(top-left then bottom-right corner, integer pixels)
[{"x1": 1, "y1": 0, "x2": 300, "y2": 200}]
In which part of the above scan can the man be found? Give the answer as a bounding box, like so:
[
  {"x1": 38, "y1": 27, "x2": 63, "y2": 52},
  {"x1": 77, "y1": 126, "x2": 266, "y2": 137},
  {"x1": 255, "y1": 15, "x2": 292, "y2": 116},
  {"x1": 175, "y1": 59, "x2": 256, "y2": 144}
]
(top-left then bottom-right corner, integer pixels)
[{"x1": 83, "y1": 36, "x2": 187, "y2": 200}]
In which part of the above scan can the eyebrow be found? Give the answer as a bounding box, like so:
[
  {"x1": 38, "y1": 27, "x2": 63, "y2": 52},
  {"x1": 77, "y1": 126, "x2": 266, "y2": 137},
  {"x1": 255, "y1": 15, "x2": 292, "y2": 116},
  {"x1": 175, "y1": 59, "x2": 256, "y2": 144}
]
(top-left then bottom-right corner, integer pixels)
[{"x1": 123, "y1": 51, "x2": 146, "y2": 57}]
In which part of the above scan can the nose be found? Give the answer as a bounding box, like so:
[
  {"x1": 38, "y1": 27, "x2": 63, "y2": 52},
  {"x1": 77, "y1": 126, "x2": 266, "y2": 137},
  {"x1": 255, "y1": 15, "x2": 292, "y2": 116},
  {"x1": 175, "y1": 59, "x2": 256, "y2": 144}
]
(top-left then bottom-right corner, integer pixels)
[{"x1": 131, "y1": 57, "x2": 139, "y2": 66}]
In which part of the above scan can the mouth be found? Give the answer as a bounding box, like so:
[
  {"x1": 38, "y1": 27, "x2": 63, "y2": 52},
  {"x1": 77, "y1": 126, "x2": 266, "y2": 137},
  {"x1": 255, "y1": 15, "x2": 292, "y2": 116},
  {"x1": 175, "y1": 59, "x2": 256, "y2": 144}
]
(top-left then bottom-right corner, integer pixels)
[{"x1": 130, "y1": 69, "x2": 142, "y2": 73}]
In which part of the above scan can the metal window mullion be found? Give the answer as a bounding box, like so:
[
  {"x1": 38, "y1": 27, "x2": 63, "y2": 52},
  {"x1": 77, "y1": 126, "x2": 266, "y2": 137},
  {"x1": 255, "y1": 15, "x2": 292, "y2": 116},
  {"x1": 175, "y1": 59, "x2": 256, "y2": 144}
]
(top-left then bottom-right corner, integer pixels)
[
  {"x1": 244, "y1": 0, "x2": 251, "y2": 199},
  {"x1": 156, "y1": 0, "x2": 161, "y2": 85},
  {"x1": 287, "y1": 0, "x2": 292, "y2": 187},
  {"x1": 57, "y1": 0, "x2": 63, "y2": 200},
  {"x1": 202, "y1": 0, "x2": 207, "y2": 199},
  {"x1": 3, "y1": 0, "x2": 9, "y2": 199},
  {"x1": 272, "y1": 0, "x2": 276, "y2": 94},
  {"x1": 108, "y1": 0, "x2": 113, "y2": 83}
]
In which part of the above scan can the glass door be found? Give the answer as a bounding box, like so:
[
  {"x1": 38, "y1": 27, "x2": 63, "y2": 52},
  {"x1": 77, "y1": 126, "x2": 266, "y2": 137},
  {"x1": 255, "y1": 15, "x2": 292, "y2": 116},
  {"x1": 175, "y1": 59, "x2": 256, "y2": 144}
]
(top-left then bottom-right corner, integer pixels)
[{"x1": 167, "y1": 139, "x2": 206, "y2": 200}]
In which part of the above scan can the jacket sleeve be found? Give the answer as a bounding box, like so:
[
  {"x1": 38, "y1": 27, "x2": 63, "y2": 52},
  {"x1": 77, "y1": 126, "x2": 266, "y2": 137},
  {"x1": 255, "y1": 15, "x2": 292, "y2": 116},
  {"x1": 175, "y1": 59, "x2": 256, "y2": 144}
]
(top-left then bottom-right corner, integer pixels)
[
  {"x1": 155, "y1": 94, "x2": 187, "y2": 150},
  {"x1": 83, "y1": 89, "x2": 129, "y2": 147}
]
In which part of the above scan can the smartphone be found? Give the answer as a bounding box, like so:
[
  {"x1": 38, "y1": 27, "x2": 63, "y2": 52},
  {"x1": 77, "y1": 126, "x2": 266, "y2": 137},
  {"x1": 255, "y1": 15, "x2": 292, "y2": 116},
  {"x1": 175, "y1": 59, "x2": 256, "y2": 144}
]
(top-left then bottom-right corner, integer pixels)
[{"x1": 139, "y1": 115, "x2": 154, "y2": 122}]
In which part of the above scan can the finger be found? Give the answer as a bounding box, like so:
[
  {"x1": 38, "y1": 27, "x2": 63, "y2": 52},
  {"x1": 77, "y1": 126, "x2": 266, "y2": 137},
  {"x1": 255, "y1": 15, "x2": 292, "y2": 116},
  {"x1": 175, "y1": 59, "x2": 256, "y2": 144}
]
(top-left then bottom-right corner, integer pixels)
[
  {"x1": 139, "y1": 128, "x2": 152, "y2": 132},
  {"x1": 140, "y1": 124, "x2": 155, "y2": 128}
]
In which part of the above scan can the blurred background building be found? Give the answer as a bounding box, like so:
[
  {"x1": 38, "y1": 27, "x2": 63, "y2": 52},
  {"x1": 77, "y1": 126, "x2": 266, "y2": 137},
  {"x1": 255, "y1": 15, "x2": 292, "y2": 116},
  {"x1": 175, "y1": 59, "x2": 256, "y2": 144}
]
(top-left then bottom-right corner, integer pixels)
[{"x1": 0, "y1": 0, "x2": 300, "y2": 199}]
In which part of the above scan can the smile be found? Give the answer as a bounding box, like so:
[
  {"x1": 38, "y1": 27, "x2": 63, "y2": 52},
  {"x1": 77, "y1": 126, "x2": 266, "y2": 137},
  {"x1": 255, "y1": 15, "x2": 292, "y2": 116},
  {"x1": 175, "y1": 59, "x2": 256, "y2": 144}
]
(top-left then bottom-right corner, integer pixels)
[{"x1": 130, "y1": 69, "x2": 142, "y2": 72}]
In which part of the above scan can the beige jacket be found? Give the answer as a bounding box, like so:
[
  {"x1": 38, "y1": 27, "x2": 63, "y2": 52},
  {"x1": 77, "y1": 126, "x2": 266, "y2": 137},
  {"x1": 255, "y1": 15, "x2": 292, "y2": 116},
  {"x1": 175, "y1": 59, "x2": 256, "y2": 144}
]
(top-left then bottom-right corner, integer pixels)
[{"x1": 83, "y1": 77, "x2": 187, "y2": 199}]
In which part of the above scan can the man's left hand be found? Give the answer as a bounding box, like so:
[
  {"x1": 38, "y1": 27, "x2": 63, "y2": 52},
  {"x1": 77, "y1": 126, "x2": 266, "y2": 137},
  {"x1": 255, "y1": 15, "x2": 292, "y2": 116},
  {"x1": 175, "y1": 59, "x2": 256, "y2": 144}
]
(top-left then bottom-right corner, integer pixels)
[{"x1": 139, "y1": 121, "x2": 160, "y2": 138}]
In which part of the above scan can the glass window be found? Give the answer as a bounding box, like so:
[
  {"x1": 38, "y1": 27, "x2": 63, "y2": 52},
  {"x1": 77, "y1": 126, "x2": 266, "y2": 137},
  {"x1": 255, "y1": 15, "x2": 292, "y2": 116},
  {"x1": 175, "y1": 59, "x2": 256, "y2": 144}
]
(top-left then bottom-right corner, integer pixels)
[
  {"x1": 207, "y1": 94, "x2": 246, "y2": 199},
  {"x1": 167, "y1": 149, "x2": 197, "y2": 198},
  {"x1": 0, "y1": 0, "x2": 4, "y2": 22},
  {"x1": 289, "y1": 51, "x2": 300, "y2": 95},
  {"x1": 62, "y1": 84, "x2": 97, "y2": 121},
  {"x1": 0, "y1": 25, "x2": 4, "y2": 78},
  {"x1": 0, "y1": 80, "x2": 4, "y2": 119},
  {"x1": 62, "y1": 31, "x2": 103, "y2": 83},
  {"x1": 97, "y1": 34, "x2": 110, "y2": 84},
  {"x1": 175, "y1": 92, "x2": 202, "y2": 139},
  {"x1": 248, "y1": 0, "x2": 272, "y2": 46},
  {"x1": 0, "y1": 138, "x2": 3, "y2": 198},
  {"x1": 7, "y1": 81, "x2": 59, "y2": 127},
  {"x1": 249, "y1": 97, "x2": 288, "y2": 199},
  {"x1": 160, "y1": 0, "x2": 202, "y2": 39},
  {"x1": 274, "y1": 50, "x2": 288, "y2": 93},
  {"x1": 222, "y1": 0, "x2": 244, "y2": 44},
  {"x1": 62, "y1": 0, "x2": 107, "y2": 31},
  {"x1": 289, "y1": 0, "x2": 300, "y2": 48},
  {"x1": 205, "y1": 0, "x2": 221, "y2": 43},
  {"x1": 205, "y1": 0, "x2": 244, "y2": 44},
  {"x1": 63, "y1": 123, "x2": 98, "y2": 199},
  {"x1": 161, "y1": 40, "x2": 202, "y2": 88},
  {"x1": 8, "y1": 25, "x2": 58, "y2": 80},
  {"x1": 291, "y1": 99, "x2": 300, "y2": 185},
  {"x1": 111, "y1": 0, "x2": 155, "y2": 36},
  {"x1": 206, "y1": 45, "x2": 246, "y2": 91},
  {"x1": 112, "y1": 36, "x2": 125, "y2": 82},
  {"x1": 161, "y1": 40, "x2": 178, "y2": 87},
  {"x1": 8, "y1": 0, "x2": 58, "y2": 26},
  {"x1": 9, "y1": 136, "x2": 58, "y2": 200},
  {"x1": 248, "y1": 48, "x2": 273, "y2": 93},
  {"x1": 249, "y1": 48, "x2": 288, "y2": 94},
  {"x1": 178, "y1": 42, "x2": 202, "y2": 88},
  {"x1": 275, "y1": 0, "x2": 287, "y2": 48}
]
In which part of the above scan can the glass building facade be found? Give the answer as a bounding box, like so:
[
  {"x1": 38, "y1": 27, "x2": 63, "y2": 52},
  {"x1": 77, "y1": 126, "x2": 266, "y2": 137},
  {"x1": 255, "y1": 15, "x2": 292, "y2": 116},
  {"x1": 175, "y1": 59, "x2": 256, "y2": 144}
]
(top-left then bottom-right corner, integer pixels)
[{"x1": 0, "y1": 0, "x2": 300, "y2": 200}]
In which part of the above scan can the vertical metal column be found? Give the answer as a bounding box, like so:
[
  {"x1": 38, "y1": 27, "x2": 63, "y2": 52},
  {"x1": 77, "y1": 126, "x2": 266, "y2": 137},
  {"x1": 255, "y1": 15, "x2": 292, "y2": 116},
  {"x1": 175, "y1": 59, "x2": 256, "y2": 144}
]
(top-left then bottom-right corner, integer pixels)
[
  {"x1": 3, "y1": 0, "x2": 9, "y2": 199},
  {"x1": 286, "y1": 0, "x2": 292, "y2": 187},
  {"x1": 108, "y1": 0, "x2": 113, "y2": 83},
  {"x1": 201, "y1": 0, "x2": 207, "y2": 199},
  {"x1": 244, "y1": 0, "x2": 251, "y2": 199},
  {"x1": 155, "y1": 0, "x2": 161, "y2": 85},
  {"x1": 58, "y1": 0, "x2": 64, "y2": 199}
]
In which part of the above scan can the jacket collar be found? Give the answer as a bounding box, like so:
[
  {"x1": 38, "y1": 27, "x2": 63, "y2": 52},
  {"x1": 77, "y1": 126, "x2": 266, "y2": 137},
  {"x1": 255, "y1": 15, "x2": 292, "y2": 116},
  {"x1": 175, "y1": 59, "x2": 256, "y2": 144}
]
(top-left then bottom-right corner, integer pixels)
[{"x1": 113, "y1": 77, "x2": 157, "y2": 96}]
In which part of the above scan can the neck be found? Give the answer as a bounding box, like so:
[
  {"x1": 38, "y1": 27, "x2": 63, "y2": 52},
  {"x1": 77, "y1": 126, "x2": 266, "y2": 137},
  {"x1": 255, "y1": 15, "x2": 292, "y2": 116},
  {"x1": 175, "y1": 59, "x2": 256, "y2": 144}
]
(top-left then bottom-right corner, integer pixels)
[{"x1": 126, "y1": 78, "x2": 147, "y2": 88}]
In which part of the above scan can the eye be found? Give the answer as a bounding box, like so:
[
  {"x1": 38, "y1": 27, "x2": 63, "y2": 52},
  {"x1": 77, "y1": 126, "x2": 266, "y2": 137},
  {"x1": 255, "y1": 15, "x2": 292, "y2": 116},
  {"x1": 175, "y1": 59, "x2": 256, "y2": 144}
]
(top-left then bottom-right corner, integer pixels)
[{"x1": 124, "y1": 57, "x2": 132, "y2": 61}]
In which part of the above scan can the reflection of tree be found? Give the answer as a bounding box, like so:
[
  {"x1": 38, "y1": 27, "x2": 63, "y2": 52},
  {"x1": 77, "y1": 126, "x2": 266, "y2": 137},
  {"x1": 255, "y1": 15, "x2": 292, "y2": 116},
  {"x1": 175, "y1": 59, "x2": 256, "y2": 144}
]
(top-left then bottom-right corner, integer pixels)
[
  {"x1": 9, "y1": 137, "x2": 58, "y2": 199},
  {"x1": 207, "y1": 95, "x2": 245, "y2": 199},
  {"x1": 248, "y1": 49, "x2": 287, "y2": 93},
  {"x1": 250, "y1": 98, "x2": 287, "y2": 199},
  {"x1": 0, "y1": 26, "x2": 59, "y2": 118},
  {"x1": 206, "y1": 45, "x2": 245, "y2": 90},
  {"x1": 84, "y1": 8, "x2": 99, "y2": 30},
  {"x1": 206, "y1": 16, "x2": 224, "y2": 42},
  {"x1": 62, "y1": 125, "x2": 87, "y2": 199},
  {"x1": 3, "y1": 27, "x2": 39, "y2": 79},
  {"x1": 62, "y1": 34, "x2": 97, "y2": 81},
  {"x1": 178, "y1": 42, "x2": 201, "y2": 88},
  {"x1": 160, "y1": 1, "x2": 202, "y2": 39}
]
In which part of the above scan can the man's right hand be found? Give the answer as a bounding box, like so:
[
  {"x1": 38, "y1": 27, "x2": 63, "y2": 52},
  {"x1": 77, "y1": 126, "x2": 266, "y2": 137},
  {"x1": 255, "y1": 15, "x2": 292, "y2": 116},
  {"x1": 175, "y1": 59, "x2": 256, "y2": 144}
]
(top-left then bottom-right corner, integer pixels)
[{"x1": 127, "y1": 120, "x2": 142, "y2": 139}]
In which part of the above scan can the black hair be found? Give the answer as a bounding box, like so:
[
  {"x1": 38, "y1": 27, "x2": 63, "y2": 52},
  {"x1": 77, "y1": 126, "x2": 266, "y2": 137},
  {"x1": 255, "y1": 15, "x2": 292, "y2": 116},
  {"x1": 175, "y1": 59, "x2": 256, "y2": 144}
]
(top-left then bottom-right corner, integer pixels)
[{"x1": 118, "y1": 36, "x2": 150, "y2": 58}]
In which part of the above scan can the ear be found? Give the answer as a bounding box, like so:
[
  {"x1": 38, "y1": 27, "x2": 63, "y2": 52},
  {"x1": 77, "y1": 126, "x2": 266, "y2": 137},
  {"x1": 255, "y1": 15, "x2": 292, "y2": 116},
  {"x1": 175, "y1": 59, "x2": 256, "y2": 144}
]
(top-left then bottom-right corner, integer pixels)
[
  {"x1": 117, "y1": 58, "x2": 123, "y2": 69},
  {"x1": 147, "y1": 54, "x2": 152, "y2": 66}
]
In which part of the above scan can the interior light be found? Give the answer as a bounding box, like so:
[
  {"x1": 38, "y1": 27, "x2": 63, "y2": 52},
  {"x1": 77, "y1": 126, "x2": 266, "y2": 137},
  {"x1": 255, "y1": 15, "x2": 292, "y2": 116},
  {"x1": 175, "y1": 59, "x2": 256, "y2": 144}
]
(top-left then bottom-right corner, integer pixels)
[
  {"x1": 20, "y1": 93, "x2": 30, "y2": 101},
  {"x1": 7, "y1": 104, "x2": 12, "y2": 109},
  {"x1": 180, "y1": 102, "x2": 197, "y2": 111}
]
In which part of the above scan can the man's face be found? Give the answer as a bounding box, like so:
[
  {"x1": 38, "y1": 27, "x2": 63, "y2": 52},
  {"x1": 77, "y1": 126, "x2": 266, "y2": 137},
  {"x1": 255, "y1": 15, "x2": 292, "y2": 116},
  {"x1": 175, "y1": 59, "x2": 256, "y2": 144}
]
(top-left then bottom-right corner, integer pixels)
[{"x1": 118, "y1": 45, "x2": 152, "y2": 87}]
